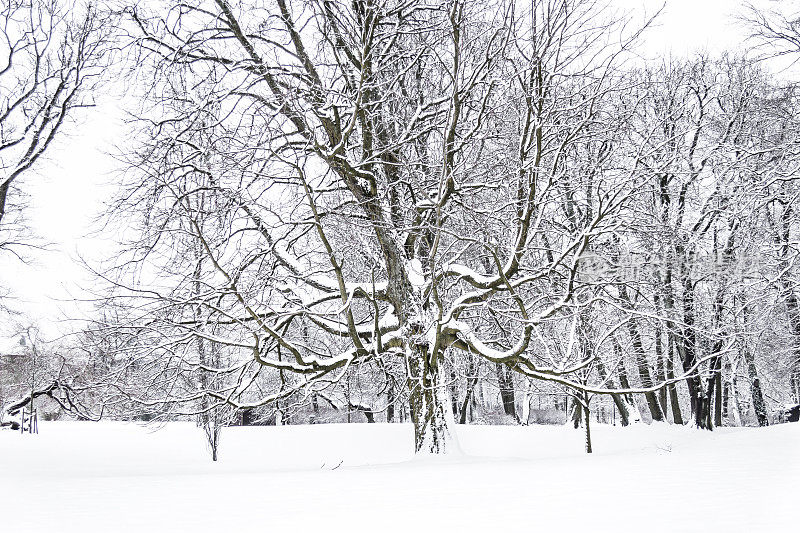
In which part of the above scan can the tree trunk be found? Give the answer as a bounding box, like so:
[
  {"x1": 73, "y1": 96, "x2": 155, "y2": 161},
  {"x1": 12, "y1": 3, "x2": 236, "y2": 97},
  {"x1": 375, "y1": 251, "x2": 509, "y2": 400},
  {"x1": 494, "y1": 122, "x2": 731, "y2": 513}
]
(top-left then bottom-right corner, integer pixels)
[
  {"x1": 386, "y1": 380, "x2": 395, "y2": 423},
  {"x1": 584, "y1": 397, "x2": 592, "y2": 454},
  {"x1": 450, "y1": 369, "x2": 459, "y2": 418},
  {"x1": 495, "y1": 362, "x2": 517, "y2": 421},
  {"x1": 783, "y1": 290, "x2": 800, "y2": 403},
  {"x1": 570, "y1": 395, "x2": 583, "y2": 429},
  {"x1": 348, "y1": 403, "x2": 376, "y2": 423},
  {"x1": 407, "y1": 343, "x2": 459, "y2": 454},
  {"x1": 730, "y1": 374, "x2": 743, "y2": 427},
  {"x1": 311, "y1": 393, "x2": 319, "y2": 422},
  {"x1": 713, "y1": 361, "x2": 723, "y2": 427},
  {"x1": 520, "y1": 378, "x2": 531, "y2": 425},
  {"x1": 665, "y1": 334, "x2": 684, "y2": 424},
  {"x1": 0, "y1": 180, "x2": 10, "y2": 228},
  {"x1": 654, "y1": 318, "x2": 669, "y2": 416},
  {"x1": 595, "y1": 357, "x2": 630, "y2": 427},
  {"x1": 676, "y1": 259, "x2": 712, "y2": 430},
  {"x1": 743, "y1": 345, "x2": 769, "y2": 426},
  {"x1": 620, "y1": 287, "x2": 664, "y2": 421},
  {"x1": 722, "y1": 363, "x2": 731, "y2": 424},
  {"x1": 459, "y1": 362, "x2": 479, "y2": 425},
  {"x1": 610, "y1": 336, "x2": 642, "y2": 425}
]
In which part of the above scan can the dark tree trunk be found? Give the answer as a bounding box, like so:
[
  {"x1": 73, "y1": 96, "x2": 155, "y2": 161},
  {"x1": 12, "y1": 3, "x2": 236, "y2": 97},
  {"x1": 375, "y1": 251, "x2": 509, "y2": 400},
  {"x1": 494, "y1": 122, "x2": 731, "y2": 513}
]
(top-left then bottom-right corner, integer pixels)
[
  {"x1": 495, "y1": 362, "x2": 517, "y2": 421},
  {"x1": 743, "y1": 345, "x2": 769, "y2": 426},
  {"x1": 714, "y1": 361, "x2": 723, "y2": 427},
  {"x1": 310, "y1": 393, "x2": 319, "y2": 424},
  {"x1": 620, "y1": 287, "x2": 664, "y2": 421},
  {"x1": 459, "y1": 358, "x2": 478, "y2": 425},
  {"x1": 699, "y1": 353, "x2": 723, "y2": 429},
  {"x1": 570, "y1": 395, "x2": 583, "y2": 429},
  {"x1": 584, "y1": 398, "x2": 592, "y2": 454},
  {"x1": 676, "y1": 258, "x2": 712, "y2": 430},
  {"x1": 0, "y1": 181, "x2": 10, "y2": 227},
  {"x1": 739, "y1": 305, "x2": 769, "y2": 426},
  {"x1": 595, "y1": 357, "x2": 630, "y2": 426},
  {"x1": 386, "y1": 380, "x2": 395, "y2": 423},
  {"x1": 665, "y1": 334, "x2": 684, "y2": 424}
]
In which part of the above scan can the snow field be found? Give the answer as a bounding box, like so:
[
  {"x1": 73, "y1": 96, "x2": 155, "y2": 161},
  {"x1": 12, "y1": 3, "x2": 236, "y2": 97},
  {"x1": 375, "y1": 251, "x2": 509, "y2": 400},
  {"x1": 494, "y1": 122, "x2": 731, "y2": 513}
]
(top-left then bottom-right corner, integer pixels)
[{"x1": 1, "y1": 421, "x2": 797, "y2": 532}]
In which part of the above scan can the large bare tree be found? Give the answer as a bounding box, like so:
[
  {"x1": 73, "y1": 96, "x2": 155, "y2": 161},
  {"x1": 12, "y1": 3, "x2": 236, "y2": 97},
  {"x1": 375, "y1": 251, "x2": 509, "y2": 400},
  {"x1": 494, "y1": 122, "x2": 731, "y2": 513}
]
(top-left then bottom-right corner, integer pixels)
[{"x1": 102, "y1": 0, "x2": 670, "y2": 453}]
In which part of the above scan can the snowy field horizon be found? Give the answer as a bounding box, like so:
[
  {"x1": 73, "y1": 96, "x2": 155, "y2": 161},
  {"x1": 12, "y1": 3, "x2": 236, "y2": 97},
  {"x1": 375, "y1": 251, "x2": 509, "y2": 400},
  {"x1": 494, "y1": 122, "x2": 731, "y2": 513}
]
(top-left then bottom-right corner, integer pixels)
[{"x1": 1, "y1": 421, "x2": 797, "y2": 532}]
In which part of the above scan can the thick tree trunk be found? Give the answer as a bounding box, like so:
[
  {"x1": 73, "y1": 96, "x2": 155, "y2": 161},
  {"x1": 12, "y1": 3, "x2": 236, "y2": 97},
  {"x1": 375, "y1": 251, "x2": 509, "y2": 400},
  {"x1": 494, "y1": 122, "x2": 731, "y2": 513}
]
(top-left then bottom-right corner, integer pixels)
[
  {"x1": 407, "y1": 344, "x2": 459, "y2": 454},
  {"x1": 675, "y1": 258, "x2": 712, "y2": 430},
  {"x1": 743, "y1": 345, "x2": 769, "y2": 426},
  {"x1": 775, "y1": 207, "x2": 800, "y2": 404},
  {"x1": 617, "y1": 366, "x2": 642, "y2": 425},
  {"x1": 311, "y1": 393, "x2": 319, "y2": 421},
  {"x1": 495, "y1": 362, "x2": 517, "y2": 421},
  {"x1": 722, "y1": 358, "x2": 733, "y2": 425},
  {"x1": 665, "y1": 334, "x2": 684, "y2": 424},
  {"x1": 610, "y1": 393, "x2": 630, "y2": 426},
  {"x1": 730, "y1": 375, "x2": 743, "y2": 426},
  {"x1": 699, "y1": 354, "x2": 723, "y2": 430}
]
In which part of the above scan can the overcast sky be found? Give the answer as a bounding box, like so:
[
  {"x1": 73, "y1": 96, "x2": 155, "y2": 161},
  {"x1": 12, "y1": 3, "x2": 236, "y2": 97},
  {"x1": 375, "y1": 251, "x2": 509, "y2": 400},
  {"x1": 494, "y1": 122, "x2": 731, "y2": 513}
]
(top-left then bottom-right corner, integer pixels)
[{"x1": 0, "y1": 0, "x2": 786, "y2": 344}]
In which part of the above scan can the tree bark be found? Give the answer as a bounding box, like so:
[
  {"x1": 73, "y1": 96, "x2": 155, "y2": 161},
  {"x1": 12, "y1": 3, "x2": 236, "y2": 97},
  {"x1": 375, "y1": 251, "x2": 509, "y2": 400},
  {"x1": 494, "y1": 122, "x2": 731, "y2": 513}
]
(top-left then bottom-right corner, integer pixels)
[
  {"x1": 386, "y1": 380, "x2": 395, "y2": 423},
  {"x1": 495, "y1": 362, "x2": 517, "y2": 421},
  {"x1": 459, "y1": 356, "x2": 478, "y2": 425},
  {"x1": 620, "y1": 287, "x2": 664, "y2": 421},
  {"x1": 653, "y1": 312, "x2": 669, "y2": 416},
  {"x1": 742, "y1": 344, "x2": 769, "y2": 426},
  {"x1": 407, "y1": 343, "x2": 458, "y2": 454},
  {"x1": 665, "y1": 333, "x2": 684, "y2": 424}
]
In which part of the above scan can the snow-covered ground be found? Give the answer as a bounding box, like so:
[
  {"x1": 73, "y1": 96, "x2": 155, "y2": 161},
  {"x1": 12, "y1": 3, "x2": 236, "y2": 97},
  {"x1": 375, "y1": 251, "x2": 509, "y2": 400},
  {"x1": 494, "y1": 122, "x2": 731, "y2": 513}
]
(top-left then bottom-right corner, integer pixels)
[{"x1": 1, "y1": 421, "x2": 796, "y2": 532}]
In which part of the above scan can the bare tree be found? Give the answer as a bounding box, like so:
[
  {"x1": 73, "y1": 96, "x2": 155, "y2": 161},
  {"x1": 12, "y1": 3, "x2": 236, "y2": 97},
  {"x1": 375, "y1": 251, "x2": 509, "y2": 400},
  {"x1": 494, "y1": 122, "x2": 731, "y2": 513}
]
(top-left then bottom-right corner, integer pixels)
[{"x1": 97, "y1": 0, "x2": 683, "y2": 454}]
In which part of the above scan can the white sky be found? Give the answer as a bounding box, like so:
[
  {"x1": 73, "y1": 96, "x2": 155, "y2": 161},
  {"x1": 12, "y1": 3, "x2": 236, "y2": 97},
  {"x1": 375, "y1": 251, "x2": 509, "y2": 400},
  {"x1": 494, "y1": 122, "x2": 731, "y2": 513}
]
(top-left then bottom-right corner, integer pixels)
[{"x1": 0, "y1": 0, "x2": 788, "y2": 345}]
